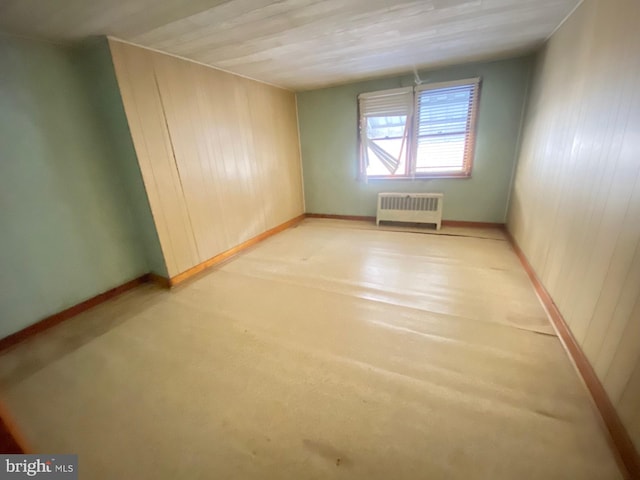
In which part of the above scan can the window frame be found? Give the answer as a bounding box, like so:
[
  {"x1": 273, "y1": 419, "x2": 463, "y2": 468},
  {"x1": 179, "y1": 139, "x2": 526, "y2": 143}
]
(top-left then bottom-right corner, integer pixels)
[
  {"x1": 358, "y1": 77, "x2": 481, "y2": 180},
  {"x1": 358, "y1": 86, "x2": 414, "y2": 180}
]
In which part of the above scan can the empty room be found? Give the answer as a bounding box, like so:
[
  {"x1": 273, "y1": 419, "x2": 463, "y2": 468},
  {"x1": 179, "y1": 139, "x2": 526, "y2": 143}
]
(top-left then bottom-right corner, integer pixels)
[{"x1": 0, "y1": 0, "x2": 639, "y2": 478}]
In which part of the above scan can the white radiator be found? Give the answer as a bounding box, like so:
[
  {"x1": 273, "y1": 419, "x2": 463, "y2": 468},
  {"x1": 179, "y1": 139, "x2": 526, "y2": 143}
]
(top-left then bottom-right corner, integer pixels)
[{"x1": 376, "y1": 193, "x2": 443, "y2": 229}]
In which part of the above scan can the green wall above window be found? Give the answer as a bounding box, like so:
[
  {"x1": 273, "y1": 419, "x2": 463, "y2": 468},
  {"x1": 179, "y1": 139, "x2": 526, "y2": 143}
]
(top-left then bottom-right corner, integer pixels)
[{"x1": 296, "y1": 55, "x2": 533, "y2": 222}]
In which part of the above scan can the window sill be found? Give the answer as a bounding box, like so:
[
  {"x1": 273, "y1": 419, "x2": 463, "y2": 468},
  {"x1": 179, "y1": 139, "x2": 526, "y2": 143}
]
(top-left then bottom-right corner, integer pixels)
[{"x1": 365, "y1": 173, "x2": 472, "y2": 180}]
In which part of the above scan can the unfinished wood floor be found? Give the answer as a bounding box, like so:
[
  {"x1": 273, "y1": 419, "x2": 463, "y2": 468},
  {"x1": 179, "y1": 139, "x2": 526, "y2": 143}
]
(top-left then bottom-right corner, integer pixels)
[{"x1": 0, "y1": 219, "x2": 621, "y2": 479}]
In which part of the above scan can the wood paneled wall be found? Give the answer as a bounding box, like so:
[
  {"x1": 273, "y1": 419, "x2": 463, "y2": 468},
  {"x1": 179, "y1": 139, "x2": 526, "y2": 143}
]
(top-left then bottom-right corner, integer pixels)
[
  {"x1": 108, "y1": 39, "x2": 304, "y2": 278},
  {"x1": 508, "y1": 0, "x2": 640, "y2": 450}
]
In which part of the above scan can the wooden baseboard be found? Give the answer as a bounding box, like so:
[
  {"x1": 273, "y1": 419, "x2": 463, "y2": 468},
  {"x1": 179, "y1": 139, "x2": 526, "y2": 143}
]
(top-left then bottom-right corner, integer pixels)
[
  {"x1": 0, "y1": 274, "x2": 149, "y2": 353},
  {"x1": 0, "y1": 275, "x2": 150, "y2": 454},
  {"x1": 0, "y1": 215, "x2": 308, "y2": 452},
  {"x1": 168, "y1": 214, "x2": 306, "y2": 287},
  {"x1": 504, "y1": 229, "x2": 640, "y2": 480},
  {"x1": 305, "y1": 213, "x2": 376, "y2": 222},
  {"x1": 441, "y1": 220, "x2": 504, "y2": 228},
  {"x1": 305, "y1": 213, "x2": 504, "y2": 229},
  {"x1": 0, "y1": 215, "x2": 307, "y2": 349},
  {"x1": 147, "y1": 272, "x2": 171, "y2": 289}
]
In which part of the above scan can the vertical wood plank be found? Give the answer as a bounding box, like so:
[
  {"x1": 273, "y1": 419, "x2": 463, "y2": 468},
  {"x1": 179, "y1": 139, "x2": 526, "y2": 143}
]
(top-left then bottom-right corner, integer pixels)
[
  {"x1": 109, "y1": 39, "x2": 200, "y2": 276},
  {"x1": 507, "y1": 0, "x2": 640, "y2": 453},
  {"x1": 109, "y1": 39, "x2": 304, "y2": 277}
]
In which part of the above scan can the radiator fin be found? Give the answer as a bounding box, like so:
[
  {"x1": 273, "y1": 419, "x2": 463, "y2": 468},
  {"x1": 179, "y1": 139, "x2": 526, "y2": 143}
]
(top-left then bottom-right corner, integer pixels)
[{"x1": 380, "y1": 195, "x2": 439, "y2": 212}]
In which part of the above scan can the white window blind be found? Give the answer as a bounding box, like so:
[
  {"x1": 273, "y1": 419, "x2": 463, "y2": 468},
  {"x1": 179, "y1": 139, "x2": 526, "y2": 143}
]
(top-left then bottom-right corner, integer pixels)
[
  {"x1": 413, "y1": 79, "x2": 480, "y2": 176},
  {"x1": 359, "y1": 87, "x2": 413, "y2": 117}
]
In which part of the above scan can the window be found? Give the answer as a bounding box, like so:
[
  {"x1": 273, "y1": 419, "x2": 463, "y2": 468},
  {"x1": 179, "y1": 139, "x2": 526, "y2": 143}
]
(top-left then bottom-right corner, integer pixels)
[{"x1": 358, "y1": 78, "x2": 480, "y2": 179}]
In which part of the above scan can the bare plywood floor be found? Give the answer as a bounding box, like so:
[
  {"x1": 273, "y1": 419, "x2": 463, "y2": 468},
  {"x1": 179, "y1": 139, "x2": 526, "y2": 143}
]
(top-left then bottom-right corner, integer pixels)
[{"x1": 0, "y1": 219, "x2": 621, "y2": 479}]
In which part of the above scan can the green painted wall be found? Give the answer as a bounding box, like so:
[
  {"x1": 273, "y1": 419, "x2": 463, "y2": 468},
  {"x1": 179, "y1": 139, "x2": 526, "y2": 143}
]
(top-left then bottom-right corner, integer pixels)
[
  {"x1": 297, "y1": 56, "x2": 533, "y2": 222},
  {"x1": 0, "y1": 34, "x2": 164, "y2": 339},
  {"x1": 76, "y1": 37, "x2": 166, "y2": 276}
]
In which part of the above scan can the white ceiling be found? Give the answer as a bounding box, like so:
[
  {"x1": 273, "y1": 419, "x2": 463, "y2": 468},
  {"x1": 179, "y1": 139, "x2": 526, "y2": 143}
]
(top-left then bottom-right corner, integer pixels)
[{"x1": 0, "y1": 0, "x2": 580, "y2": 90}]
